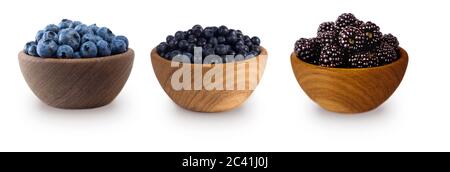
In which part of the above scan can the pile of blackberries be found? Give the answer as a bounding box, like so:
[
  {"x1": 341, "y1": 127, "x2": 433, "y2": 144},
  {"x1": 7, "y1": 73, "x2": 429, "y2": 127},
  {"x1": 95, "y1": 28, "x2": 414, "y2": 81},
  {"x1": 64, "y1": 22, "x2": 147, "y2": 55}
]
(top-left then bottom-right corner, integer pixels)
[
  {"x1": 24, "y1": 19, "x2": 129, "y2": 59},
  {"x1": 157, "y1": 25, "x2": 261, "y2": 63},
  {"x1": 294, "y1": 13, "x2": 400, "y2": 68}
]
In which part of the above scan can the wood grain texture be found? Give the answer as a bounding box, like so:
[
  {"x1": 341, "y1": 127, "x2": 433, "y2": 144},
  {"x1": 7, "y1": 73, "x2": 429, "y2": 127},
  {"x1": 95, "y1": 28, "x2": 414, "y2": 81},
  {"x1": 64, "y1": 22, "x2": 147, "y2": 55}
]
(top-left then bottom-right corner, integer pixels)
[
  {"x1": 151, "y1": 47, "x2": 268, "y2": 112},
  {"x1": 18, "y1": 49, "x2": 134, "y2": 109},
  {"x1": 291, "y1": 48, "x2": 408, "y2": 114}
]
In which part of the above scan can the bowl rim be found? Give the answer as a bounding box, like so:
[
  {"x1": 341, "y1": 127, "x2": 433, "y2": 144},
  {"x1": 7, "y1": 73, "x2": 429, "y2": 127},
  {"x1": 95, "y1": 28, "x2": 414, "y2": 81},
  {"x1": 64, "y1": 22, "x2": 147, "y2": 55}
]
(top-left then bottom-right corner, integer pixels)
[
  {"x1": 292, "y1": 47, "x2": 408, "y2": 71},
  {"x1": 151, "y1": 46, "x2": 268, "y2": 66},
  {"x1": 19, "y1": 48, "x2": 134, "y2": 64}
]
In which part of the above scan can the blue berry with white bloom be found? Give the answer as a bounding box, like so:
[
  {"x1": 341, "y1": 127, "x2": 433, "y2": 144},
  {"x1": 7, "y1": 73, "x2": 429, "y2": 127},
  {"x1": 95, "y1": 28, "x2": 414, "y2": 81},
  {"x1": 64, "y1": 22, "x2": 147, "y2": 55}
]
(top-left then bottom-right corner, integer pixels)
[
  {"x1": 80, "y1": 41, "x2": 98, "y2": 58},
  {"x1": 58, "y1": 28, "x2": 81, "y2": 50},
  {"x1": 111, "y1": 39, "x2": 127, "y2": 54},
  {"x1": 56, "y1": 45, "x2": 74, "y2": 58},
  {"x1": 96, "y1": 27, "x2": 115, "y2": 42},
  {"x1": 96, "y1": 40, "x2": 111, "y2": 57},
  {"x1": 37, "y1": 40, "x2": 59, "y2": 57}
]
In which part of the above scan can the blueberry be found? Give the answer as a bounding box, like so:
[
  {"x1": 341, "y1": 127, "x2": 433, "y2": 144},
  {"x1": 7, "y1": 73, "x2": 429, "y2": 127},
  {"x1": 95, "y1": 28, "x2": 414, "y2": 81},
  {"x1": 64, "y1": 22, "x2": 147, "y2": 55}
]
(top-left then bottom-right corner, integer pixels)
[
  {"x1": 37, "y1": 40, "x2": 59, "y2": 57},
  {"x1": 58, "y1": 28, "x2": 81, "y2": 50},
  {"x1": 250, "y1": 45, "x2": 261, "y2": 54},
  {"x1": 35, "y1": 30, "x2": 45, "y2": 42},
  {"x1": 69, "y1": 21, "x2": 82, "y2": 29},
  {"x1": 166, "y1": 35, "x2": 175, "y2": 42},
  {"x1": 96, "y1": 27, "x2": 115, "y2": 42},
  {"x1": 157, "y1": 42, "x2": 169, "y2": 54},
  {"x1": 202, "y1": 28, "x2": 215, "y2": 38},
  {"x1": 27, "y1": 44, "x2": 38, "y2": 57},
  {"x1": 175, "y1": 31, "x2": 186, "y2": 41},
  {"x1": 208, "y1": 37, "x2": 218, "y2": 46},
  {"x1": 24, "y1": 41, "x2": 38, "y2": 56},
  {"x1": 58, "y1": 19, "x2": 72, "y2": 29},
  {"x1": 251, "y1": 36, "x2": 261, "y2": 45},
  {"x1": 113, "y1": 36, "x2": 129, "y2": 48},
  {"x1": 88, "y1": 24, "x2": 99, "y2": 34},
  {"x1": 75, "y1": 24, "x2": 94, "y2": 36},
  {"x1": 215, "y1": 44, "x2": 229, "y2": 55},
  {"x1": 192, "y1": 25, "x2": 203, "y2": 37},
  {"x1": 111, "y1": 39, "x2": 127, "y2": 54},
  {"x1": 82, "y1": 33, "x2": 102, "y2": 43},
  {"x1": 56, "y1": 45, "x2": 74, "y2": 58},
  {"x1": 45, "y1": 24, "x2": 59, "y2": 33},
  {"x1": 73, "y1": 52, "x2": 81, "y2": 59},
  {"x1": 177, "y1": 40, "x2": 189, "y2": 50},
  {"x1": 24, "y1": 41, "x2": 36, "y2": 53},
  {"x1": 42, "y1": 31, "x2": 58, "y2": 42},
  {"x1": 218, "y1": 25, "x2": 229, "y2": 36},
  {"x1": 183, "y1": 52, "x2": 193, "y2": 59},
  {"x1": 96, "y1": 40, "x2": 111, "y2": 57},
  {"x1": 80, "y1": 41, "x2": 98, "y2": 58}
]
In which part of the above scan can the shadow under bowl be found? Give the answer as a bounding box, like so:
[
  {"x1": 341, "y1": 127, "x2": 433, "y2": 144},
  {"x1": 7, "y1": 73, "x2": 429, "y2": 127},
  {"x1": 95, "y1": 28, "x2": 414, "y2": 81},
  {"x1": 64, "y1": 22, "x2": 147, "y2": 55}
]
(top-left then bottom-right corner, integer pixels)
[
  {"x1": 151, "y1": 47, "x2": 268, "y2": 113},
  {"x1": 291, "y1": 48, "x2": 408, "y2": 114},
  {"x1": 18, "y1": 49, "x2": 134, "y2": 109}
]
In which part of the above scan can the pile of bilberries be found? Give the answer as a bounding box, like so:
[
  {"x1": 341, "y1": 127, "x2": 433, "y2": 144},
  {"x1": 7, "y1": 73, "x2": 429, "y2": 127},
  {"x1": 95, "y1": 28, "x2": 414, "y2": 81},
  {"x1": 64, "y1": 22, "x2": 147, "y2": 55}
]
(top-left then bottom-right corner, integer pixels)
[
  {"x1": 24, "y1": 19, "x2": 129, "y2": 58},
  {"x1": 156, "y1": 25, "x2": 261, "y2": 63},
  {"x1": 294, "y1": 13, "x2": 400, "y2": 68}
]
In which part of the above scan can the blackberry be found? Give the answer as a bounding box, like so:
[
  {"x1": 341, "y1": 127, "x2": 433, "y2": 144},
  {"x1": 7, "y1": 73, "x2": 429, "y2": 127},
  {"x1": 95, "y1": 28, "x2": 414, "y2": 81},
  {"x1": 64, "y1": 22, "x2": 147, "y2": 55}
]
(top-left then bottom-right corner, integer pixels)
[
  {"x1": 335, "y1": 13, "x2": 359, "y2": 30},
  {"x1": 348, "y1": 51, "x2": 380, "y2": 68},
  {"x1": 338, "y1": 26, "x2": 366, "y2": 52},
  {"x1": 294, "y1": 38, "x2": 320, "y2": 64},
  {"x1": 381, "y1": 34, "x2": 399, "y2": 48},
  {"x1": 317, "y1": 22, "x2": 338, "y2": 35},
  {"x1": 319, "y1": 44, "x2": 345, "y2": 67},
  {"x1": 317, "y1": 31, "x2": 338, "y2": 47},
  {"x1": 375, "y1": 43, "x2": 398, "y2": 65},
  {"x1": 359, "y1": 21, "x2": 382, "y2": 48}
]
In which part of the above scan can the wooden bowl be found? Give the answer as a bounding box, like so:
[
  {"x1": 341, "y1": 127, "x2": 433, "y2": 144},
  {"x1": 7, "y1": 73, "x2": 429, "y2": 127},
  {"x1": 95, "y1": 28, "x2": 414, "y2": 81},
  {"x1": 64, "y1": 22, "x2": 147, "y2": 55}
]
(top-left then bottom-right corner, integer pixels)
[
  {"x1": 18, "y1": 49, "x2": 134, "y2": 109},
  {"x1": 291, "y1": 48, "x2": 408, "y2": 114},
  {"x1": 151, "y1": 47, "x2": 268, "y2": 112}
]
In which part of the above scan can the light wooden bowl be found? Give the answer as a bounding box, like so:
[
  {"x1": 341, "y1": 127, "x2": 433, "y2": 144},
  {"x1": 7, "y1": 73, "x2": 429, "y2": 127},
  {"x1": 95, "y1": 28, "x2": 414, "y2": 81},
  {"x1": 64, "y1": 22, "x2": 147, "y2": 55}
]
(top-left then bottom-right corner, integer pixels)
[
  {"x1": 291, "y1": 48, "x2": 408, "y2": 114},
  {"x1": 151, "y1": 47, "x2": 268, "y2": 112},
  {"x1": 18, "y1": 49, "x2": 134, "y2": 109}
]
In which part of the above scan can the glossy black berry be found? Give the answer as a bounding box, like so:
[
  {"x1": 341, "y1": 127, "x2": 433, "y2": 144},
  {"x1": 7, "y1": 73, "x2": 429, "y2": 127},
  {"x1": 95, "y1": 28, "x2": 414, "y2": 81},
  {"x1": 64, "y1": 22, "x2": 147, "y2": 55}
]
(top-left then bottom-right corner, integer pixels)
[
  {"x1": 251, "y1": 36, "x2": 261, "y2": 45},
  {"x1": 294, "y1": 38, "x2": 320, "y2": 64},
  {"x1": 177, "y1": 40, "x2": 189, "y2": 50},
  {"x1": 157, "y1": 42, "x2": 169, "y2": 54},
  {"x1": 319, "y1": 44, "x2": 345, "y2": 67},
  {"x1": 158, "y1": 25, "x2": 261, "y2": 63},
  {"x1": 215, "y1": 44, "x2": 229, "y2": 55}
]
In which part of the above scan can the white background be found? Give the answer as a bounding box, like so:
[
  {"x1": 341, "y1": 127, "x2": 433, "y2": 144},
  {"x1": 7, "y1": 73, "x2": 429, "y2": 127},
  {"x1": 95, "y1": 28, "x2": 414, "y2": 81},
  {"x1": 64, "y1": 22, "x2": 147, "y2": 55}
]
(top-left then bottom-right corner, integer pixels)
[{"x1": 0, "y1": 0, "x2": 449, "y2": 152}]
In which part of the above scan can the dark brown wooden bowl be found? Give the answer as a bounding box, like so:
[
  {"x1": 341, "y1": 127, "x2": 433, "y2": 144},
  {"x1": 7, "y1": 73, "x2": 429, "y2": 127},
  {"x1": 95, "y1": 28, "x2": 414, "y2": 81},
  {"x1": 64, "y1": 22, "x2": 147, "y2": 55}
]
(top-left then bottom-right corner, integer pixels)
[
  {"x1": 18, "y1": 49, "x2": 134, "y2": 109},
  {"x1": 291, "y1": 48, "x2": 408, "y2": 114},
  {"x1": 151, "y1": 47, "x2": 268, "y2": 112}
]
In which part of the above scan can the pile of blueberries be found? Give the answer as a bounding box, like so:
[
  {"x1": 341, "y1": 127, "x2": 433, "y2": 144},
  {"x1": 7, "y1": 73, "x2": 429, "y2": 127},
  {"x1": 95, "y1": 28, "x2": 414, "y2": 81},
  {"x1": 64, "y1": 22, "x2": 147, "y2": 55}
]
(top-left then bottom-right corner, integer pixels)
[
  {"x1": 156, "y1": 25, "x2": 261, "y2": 63},
  {"x1": 24, "y1": 19, "x2": 129, "y2": 58}
]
